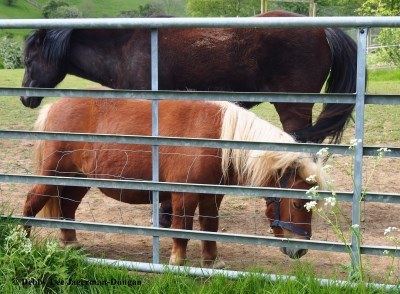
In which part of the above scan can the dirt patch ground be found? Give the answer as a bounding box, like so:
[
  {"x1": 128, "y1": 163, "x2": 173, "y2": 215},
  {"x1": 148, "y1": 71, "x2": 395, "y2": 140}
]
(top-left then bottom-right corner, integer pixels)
[{"x1": 0, "y1": 139, "x2": 399, "y2": 283}]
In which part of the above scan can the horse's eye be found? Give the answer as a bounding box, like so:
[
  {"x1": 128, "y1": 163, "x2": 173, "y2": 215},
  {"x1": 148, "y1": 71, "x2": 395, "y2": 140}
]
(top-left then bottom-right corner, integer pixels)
[{"x1": 292, "y1": 201, "x2": 303, "y2": 210}]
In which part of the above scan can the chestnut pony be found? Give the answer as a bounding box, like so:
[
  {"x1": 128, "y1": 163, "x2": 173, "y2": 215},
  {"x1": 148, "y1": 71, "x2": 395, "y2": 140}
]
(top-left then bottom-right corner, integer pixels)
[{"x1": 23, "y1": 97, "x2": 326, "y2": 267}]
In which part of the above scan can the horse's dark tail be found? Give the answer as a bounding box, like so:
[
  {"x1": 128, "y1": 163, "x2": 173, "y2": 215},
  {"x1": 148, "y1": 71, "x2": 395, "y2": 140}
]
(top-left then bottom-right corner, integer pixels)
[{"x1": 294, "y1": 28, "x2": 358, "y2": 143}]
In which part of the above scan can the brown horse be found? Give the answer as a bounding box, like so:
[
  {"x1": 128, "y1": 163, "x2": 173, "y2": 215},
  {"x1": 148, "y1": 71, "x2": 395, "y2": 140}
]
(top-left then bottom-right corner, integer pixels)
[
  {"x1": 23, "y1": 96, "x2": 327, "y2": 267},
  {"x1": 21, "y1": 10, "x2": 356, "y2": 144}
]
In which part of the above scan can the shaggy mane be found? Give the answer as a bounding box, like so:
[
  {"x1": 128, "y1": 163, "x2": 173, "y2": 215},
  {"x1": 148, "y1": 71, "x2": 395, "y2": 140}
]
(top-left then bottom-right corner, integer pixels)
[{"x1": 219, "y1": 102, "x2": 327, "y2": 189}]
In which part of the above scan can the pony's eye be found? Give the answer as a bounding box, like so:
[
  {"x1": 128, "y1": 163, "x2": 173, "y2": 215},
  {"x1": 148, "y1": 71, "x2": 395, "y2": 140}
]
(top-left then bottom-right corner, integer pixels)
[{"x1": 292, "y1": 201, "x2": 303, "y2": 210}]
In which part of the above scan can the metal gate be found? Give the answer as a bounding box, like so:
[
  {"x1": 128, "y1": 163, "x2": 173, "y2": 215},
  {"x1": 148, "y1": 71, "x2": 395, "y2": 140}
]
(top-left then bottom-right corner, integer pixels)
[{"x1": 0, "y1": 15, "x2": 400, "y2": 286}]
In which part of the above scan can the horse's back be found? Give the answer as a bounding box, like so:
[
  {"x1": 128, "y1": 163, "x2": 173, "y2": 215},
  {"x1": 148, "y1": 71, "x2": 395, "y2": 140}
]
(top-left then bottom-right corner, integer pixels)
[{"x1": 45, "y1": 98, "x2": 223, "y2": 138}]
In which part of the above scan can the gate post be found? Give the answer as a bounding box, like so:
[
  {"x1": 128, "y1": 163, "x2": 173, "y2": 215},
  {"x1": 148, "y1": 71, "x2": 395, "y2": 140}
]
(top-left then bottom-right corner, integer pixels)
[
  {"x1": 151, "y1": 28, "x2": 160, "y2": 264},
  {"x1": 350, "y1": 27, "x2": 368, "y2": 278}
]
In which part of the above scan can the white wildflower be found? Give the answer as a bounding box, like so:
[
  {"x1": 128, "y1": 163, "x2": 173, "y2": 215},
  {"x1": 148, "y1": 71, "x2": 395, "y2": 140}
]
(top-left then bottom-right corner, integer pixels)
[
  {"x1": 21, "y1": 240, "x2": 32, "y2": 254},
  {"x1": 352, "y1": 224, "x2": 360, "y2": 229},
  {"x1": 377, "y1": 147, "x2": 391, "y2": 153},
  {"x1": 304, "y1": 201, "x2": 318, "y2": 212},
  {"x1": 46, "y1": 241, "x2": 59, "y2": 254},
  {"x1": 306, "y1": 174, "x2": 317, "y2": 183},
  {"x1": 317, "y1": 147, "x2": 330, "y2": 156},
  {"x1": 349, "y1": 138, "x2": 362, "y2": 150},
  {"x1": 377, "y1": 147, "x2": 392, "y2": 158},
  {"x1": 324, "y1": 197, "x2": 337, "y2": 207},
  {"x1": 305, "y1": 186, "x2": 319, "y2": 197},
  {"x1": 322, "y1": 165, "x2": 332, "y2": 172},
  {"x1": 383, "y1": 250, "x2": 390, "y2": 255},
  {"x1": 384, "y1": 227, "x2": 399, "y2": 236}
]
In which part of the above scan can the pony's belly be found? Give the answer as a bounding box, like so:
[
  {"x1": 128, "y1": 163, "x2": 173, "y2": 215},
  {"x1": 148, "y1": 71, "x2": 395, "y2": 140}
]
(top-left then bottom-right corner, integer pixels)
[{"x1": 98, "y1": 188, "x2": 169, "y2": 204}]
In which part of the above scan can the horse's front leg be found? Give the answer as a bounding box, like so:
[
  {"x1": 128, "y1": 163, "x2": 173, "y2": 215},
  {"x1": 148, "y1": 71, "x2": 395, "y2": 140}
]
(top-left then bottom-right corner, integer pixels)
[
  {"x1": 198, "y1": 195, "x2": 224, "y2": 268},
  {"x1": 169, "y1": 193, "x2": 199, "y2": 266},
  {"x1": 58, "y1": 186, "x2": 89, "y2": 248}
]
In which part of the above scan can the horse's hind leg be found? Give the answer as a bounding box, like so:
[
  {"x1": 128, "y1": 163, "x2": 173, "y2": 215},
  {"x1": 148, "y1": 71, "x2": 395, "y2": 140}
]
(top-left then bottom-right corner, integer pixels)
[
  {"x1": 23, "y1": 184, "x2": 63, "y2": 237},
  {"x1": 58, "y1": 186, "x2": 90, "y2": 248},
  {"x1": 198, "y1": 195, "x2": 224, "y2": 268},
  {"x1": 169, "y1": 192, "x2": 199, "y2": 266}
]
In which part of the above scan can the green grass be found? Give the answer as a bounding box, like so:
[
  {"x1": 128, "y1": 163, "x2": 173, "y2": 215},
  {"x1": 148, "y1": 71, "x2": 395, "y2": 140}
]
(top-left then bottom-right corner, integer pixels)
[
  {"x1": 253, "y1": 67, "x2": 400, "y2": 145},
  {"x1": 0, "y1": 1, "x2": 43, "y2": 41},
  {"x1": 0, "y1": 70, "x2": 98, "y2": 130},
  {"x1": 0, "y1": 217, "x2": 396, "y2": 293}
]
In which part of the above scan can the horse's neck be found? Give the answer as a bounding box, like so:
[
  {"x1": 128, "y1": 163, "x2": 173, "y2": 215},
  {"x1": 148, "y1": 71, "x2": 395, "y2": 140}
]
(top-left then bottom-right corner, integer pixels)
[{"x1": 67, "y1": 30, "x2": 144, "y2": 89}]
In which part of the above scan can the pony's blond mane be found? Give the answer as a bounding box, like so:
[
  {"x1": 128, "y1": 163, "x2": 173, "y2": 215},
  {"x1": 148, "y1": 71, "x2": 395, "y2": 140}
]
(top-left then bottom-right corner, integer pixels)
[
  {"x1": 33, "y1": 103, "x2": 61, "y2": 218},
  {"x1": 33, "y1": 103, "x2": 53, "y2": 173},
  {"x1": 219, "y1": 102, "x2": 327, "y2": 189}
]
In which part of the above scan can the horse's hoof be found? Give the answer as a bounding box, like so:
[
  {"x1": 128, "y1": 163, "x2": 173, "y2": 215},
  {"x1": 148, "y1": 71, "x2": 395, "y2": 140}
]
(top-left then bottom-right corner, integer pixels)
[
  {"x1": 202, "y1": 259, "x2": 226, "y2": 269},
  {"x1": 60, "y1": 241, "x2": 82, "y2": 250}
]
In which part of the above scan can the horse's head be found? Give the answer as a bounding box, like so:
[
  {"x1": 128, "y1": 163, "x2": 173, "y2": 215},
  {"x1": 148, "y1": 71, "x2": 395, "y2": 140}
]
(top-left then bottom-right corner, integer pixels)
[
  {"x1": 265, "y1": 163, "x2": 325, "y2": 259},
  {"x1": 21, "y1": 29, "x2": 70, "y2": 108}
]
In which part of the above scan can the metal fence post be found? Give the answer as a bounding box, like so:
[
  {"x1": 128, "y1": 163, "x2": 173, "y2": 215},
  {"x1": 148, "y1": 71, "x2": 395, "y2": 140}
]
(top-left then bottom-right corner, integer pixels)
[
  {"x1": 151, "y1": 28, "x2": 160, "y2": 264},
  {"x1": 351, "y1": 27, "x2": 368, "y2": 276}
]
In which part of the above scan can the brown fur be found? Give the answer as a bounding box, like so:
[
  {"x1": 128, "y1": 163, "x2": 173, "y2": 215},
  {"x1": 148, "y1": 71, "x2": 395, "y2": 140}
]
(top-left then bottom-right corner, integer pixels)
[{"x1": 22, "y1": 10, "x2": 356, "y2": 144}]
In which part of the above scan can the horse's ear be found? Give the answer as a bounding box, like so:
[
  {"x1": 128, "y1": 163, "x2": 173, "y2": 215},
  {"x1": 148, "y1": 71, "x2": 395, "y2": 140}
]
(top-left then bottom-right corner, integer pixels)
[{"x1": 35, "y1": 29, "x2": 47, "y2": 44}]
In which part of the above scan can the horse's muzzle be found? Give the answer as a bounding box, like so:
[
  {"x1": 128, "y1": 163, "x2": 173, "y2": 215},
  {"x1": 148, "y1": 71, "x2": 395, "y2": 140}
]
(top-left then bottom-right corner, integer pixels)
[
  {"x1": 20, "y1": 96, "x2": 43, "y2": 109},
  {"x1": 280, "y1": 247, "x2": 308, "y2": 259}
]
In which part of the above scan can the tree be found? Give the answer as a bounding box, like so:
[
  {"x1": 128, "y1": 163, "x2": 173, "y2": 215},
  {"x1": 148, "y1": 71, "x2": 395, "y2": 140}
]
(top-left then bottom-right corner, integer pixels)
[
  {"x1": 3, "y1": 0, "x2": 16, "y2": 6},
  {"x1": 187, "y1": 0, "x2": 260, "y2": 17},
  {"x1": 42, "y1": 0, "x2": 70, "y2": 18},
  {"x1": 357, "y1": 0, "x2": 400, "y2": 66},
  {"x1": 356, "y1": 0, "x2": 399, "y2": 16},
  {"x1": 119, "y1": 2, "x2": 165, "y2": 17},
  {"x1": 51, "y1": 6, "x2": 83, "y2": 18}
]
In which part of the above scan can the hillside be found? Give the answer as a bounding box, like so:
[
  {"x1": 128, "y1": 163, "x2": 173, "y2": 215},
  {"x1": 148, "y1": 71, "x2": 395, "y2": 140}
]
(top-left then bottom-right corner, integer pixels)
[
  {"x1": 1, "y1": 0, "x2": 188, "y2": 19},
  {"x1": 0, "y1": 0, "x2": 187, "y2": 44}
]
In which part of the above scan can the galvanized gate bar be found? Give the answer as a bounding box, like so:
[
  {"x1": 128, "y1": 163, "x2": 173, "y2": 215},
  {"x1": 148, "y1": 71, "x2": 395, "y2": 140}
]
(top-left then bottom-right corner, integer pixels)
[
  {"x1": 86, "y1": 258, "x2": 399, "y2": 291},
  {"x1": 350, "y1": 27, "x2": 368, "y2": 273},
  {"x1": 2, "y1": 173, "x2": 400, "y2": 203},
  {"x1": 0, "y1": 87, "x2": 357, "y2": 103},
  {"x1": 2, "y1": 87, "x2": 400, "y2": 105},
  {"x1": 151, "y1": 28, "x2": 160, "y2": 264},
  {"x1": 0, "y1": 130, "x2": 354, "y2": 154},
  {"x1": 3, "y1": 215, "x2": 400, "y2": 257},
  {"x1": 1, "y1": 16, "x2": 400, "y2": 29},
  {"x1": 1, "y1": 130, "x2": 400, "y2": 157}
]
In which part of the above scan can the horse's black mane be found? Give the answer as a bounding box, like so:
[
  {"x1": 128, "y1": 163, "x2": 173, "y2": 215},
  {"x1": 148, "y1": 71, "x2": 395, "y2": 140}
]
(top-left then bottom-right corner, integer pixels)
[
  {"x1": 25, "y1": 28, "x2": 74, "y2": 64},
  {"x1": 24, "y1": 14, "x2": 174, "y2": 65}
]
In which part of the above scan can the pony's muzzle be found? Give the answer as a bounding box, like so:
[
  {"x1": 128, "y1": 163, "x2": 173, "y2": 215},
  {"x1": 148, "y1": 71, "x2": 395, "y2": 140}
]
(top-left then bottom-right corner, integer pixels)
[
  {"x1": 20, "y1": 96, "x2": 43, "y2": 109},
  {"x1": 280, "y1": 247, "x2": 308, "y2": 259}
]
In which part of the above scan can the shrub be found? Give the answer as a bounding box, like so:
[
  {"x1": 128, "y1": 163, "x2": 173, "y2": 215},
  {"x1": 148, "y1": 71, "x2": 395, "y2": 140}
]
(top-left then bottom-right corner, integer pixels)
[
  {"x1": 50, "y1": 6, "x2": 83, "y2": 18},
  {"x1": 0, "y1": 38, "x2": 23, "y2": 69}
]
